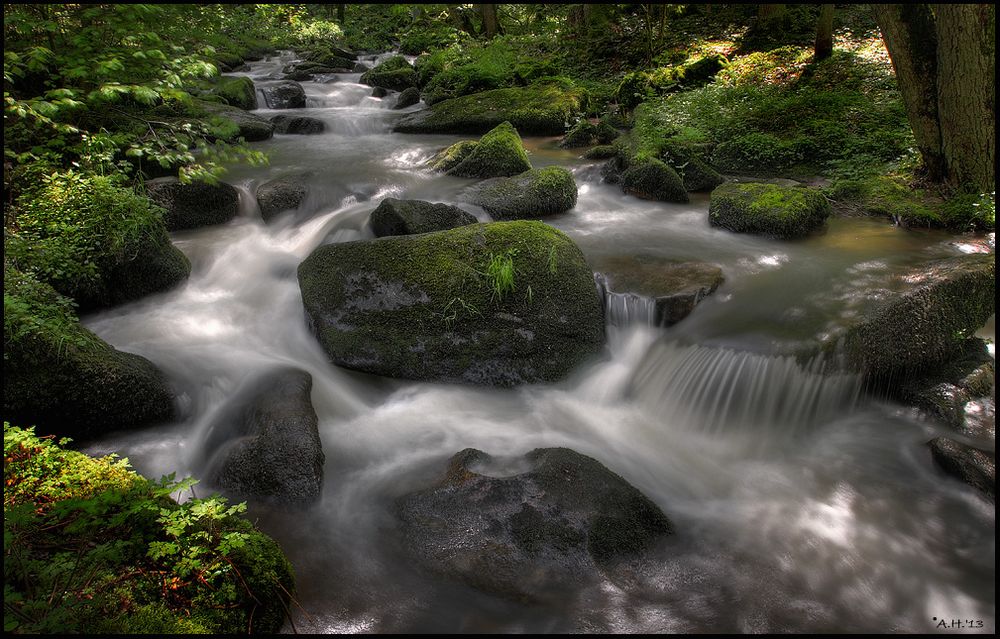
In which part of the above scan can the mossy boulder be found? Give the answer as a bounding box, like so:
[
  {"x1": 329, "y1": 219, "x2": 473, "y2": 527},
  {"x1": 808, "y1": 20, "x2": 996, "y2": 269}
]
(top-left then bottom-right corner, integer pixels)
[
  {"x1": 146, "y1": 177, "x2": 240, "y2": 231},
  {"x1": 256, "y1": 173, "x2": 310, "y2": 223},
  {"x1": 199, "y1": 101, "x2": 274, "y2": 141},
  {"x1": 394, "y1": 81, "x2": 588, "y2": 135},
  {"x1": 3, "y1": 271, "x2": 175, "y2": 440},
  {"x1": 470, "y1": 167, "x2": 578, "y2": 220},
  {"x1": 393, "y1": 86, "x2": 421, "y2": 109},
  {"x1": 205, "y1": 367, "x2": 324, "y2": 506},
  {"x1": 369, "y1": 198, "x2": 477, "y2": 237},
  {"x1": 559, "y1": 119, "x2": 619, "y2": 148},
  {"x1": 260, "y1": 80, "x2": 306, "y2": 109},
  {"x1": 660, "y1": 141, "x2": 724, "y2": 192},
  {"x1": 360, "y1": 56, "x2": 417, "y2": 91},
  {"x1": 297, "y1": 221, "x2": 604, "y2": 386},
  {"x1": 397, "y1": 447, "x2": 673, "y2": 601},
  {"x1": 593, "y1": 256, "x2": 724, "y2": 327},
  {"x1": 206, "y1": 76, "x2": 257, "y2": 110},
  {"x1": 440, "y1": 121, "x2": 532, "y2": 179},
  {"x1": 270, "y1": 114, "x2": 325, "y2": 134},
  {"x1": 839, "y1": 254, "x2": 995, "y2": 385},
  {"x1": 428, "y1": 140, "x2": 478, "y2": 173},
  {"x1": 897, "y1": 339, "x2": 994, "y2": 430},
  {"x1": 708, "y1": 182, "x2": 830, "y2": 239},
  {"x1": 929, "y1": 437, "x2": 995, "y2": 501},
  {"x1": 621, "y1": 157, "x2": 689, "y2": 203},
  {"x1": 583, "y1": 144, "x2": 619, "y2": 160}
]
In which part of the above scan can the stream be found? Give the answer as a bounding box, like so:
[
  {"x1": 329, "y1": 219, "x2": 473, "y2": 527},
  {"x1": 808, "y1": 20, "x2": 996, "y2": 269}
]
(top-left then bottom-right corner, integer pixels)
[{"x1": 83, "y1": 51, "x2": 995, "y2": 634}]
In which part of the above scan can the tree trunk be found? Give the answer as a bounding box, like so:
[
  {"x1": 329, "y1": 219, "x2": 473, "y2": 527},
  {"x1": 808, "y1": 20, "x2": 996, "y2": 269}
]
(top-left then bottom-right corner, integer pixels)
[
  {"x1": 336, "y1": 4, "x2": 345, "y2": 24},
  {"x1": 872, "y1": 4, "x2": 947, "y2": 182},
  {"x1": 478, "y1": 4, "x2": 501, "y2": 39},
  {"x1": 814, "y1": 4, "x2": 835, "y2": 61},
  {"x1": 933, "y1": 4, "x2": 995, "y2": 191}
]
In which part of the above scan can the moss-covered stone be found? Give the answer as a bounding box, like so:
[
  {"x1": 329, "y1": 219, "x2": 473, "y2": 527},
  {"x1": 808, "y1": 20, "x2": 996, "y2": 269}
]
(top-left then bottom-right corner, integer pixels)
[
  {"x1": 559, "y1": 119, "x2": 619, "y2": 148},
  {"x1": 297, "y1": 221, "x2": 604, "y2": 386},
  {"x1": 928, "y1": 437, "x2": 995, "y2": 501},
  {"x1": 3, "y1": 271, "x2": 175, "y2": 440},
  {"x1": 621, "y1": 157, "x2": 689, "y2": 203},
  {"x1": 660, "y1": 141, "x2": 724, "y2": 192},
  {"x1": 708, "y1": 182, "x2": 830, "y2": 238},
  {"x1": 146, "y1": 177, "x2": 240, "y2": 231},
  {"x1": 256, "y1": 173, "x2": 310, "y2": 223},
  {"x1": 270, "y1": 114, "x2": 325, "y2": 135},
  {"x1": 444, "y1": 121, "x2": 532, "y2": 179},
  {"x1": 206, "y1": 76, "x2": 257, "y2": 110},
  {"x1": 394, "y1": 81, "x2": 589, "y2": 135},
  {"x1": 360, "y1": 56, "x2": 417, "y2": 91},
  {"x1": 199, "y1": 100, "x2": 275, "y2": 141},
  {"x1": 428, "y1": 140, "x2": 478, "y2": 173},
  {"x1": 584, "y1": 145, "x2": 619, "y2": 160},
  {"x1": 369, "y1": 198, "x2": 477, "y2": 237},
  {"x1": 470, "y1": 167, "x2": 578, "y2": 220},
  {"x1": 840, "y1": 254, "x2": 995, "y2": 384},
  {"x1": 396, "y1": 447, "x2": 673, "y2": 602},
  {"x1": 897, "y1": 339, "x2": 994, "y2": 430},
  {"x1": 393, "y1": 86, "x2": 421, "y2": 109}
]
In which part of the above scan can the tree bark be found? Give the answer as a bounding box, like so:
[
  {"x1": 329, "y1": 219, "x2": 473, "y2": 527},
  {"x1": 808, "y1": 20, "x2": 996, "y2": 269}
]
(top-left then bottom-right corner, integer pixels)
[
  {"x1": 478, "y1": 4, "x2": 501, "y2": 39},
  {"x1": 872, "y1": 4, "x2": 947, "y2": 182},
  {"x1": 814, "y1": 4, "x2": 835, "y2": 61},
  {"x1": 336, "y1": 4, "x2": 345, "y2": 24},
  {"x1": 933, "y1": 4, "x2": 995, "y2": 191}
]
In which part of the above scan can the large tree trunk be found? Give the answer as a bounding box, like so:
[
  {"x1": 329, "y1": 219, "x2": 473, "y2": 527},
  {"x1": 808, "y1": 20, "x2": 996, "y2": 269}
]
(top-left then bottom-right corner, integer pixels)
[
  {"x1": 933, "y1": 4, "x2": 995, "y2": 191},
  {"x1": 814, "y1": 4, "x2": 835, "y2": 61},
  {"x1": 478, "y1": 4, "x2": 501, "y2": 39},
  {"x1": 872, "y1": 4, "x2": 947, "y2": 182}
]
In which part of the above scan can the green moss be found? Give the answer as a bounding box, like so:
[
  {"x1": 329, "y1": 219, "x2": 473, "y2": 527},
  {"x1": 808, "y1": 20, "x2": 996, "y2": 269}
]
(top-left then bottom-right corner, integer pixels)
[
  {"x1": 584, "y1": 145, "x2": 619, "y2": 160},
  {"x1": 621, "y1": 158, "x2": 689, "y2": 203},
  {"x1": 472, "y1": 167, "x2": 578, "y2": 220},
  {"x1": 429, "y1": 140, "x2": 479, "y2": 173},
  {"x1": 446, "y1": 121, "x2": 532, "y2": 178},
  {"x1": 827, "y1": 176, "x2": 942, "y2": 227},
  {"x1": 660, "y1": 141, "x2": 724, "y2": 192},
  {"x1": 361, "y1": 56, "x2": 417, "y2": 91},
  {"x1": 560, "y1": 119, "x2": 619, "y2": 148},
  {"x1": 394, "y1": 81, "x2": 589, "y2": 135},
  {"x1": 297, "y1": 221, "x2": 604, "y2": 386},
  {"x1": 211, "y1": 76, "x2": 257, "y2": 110},
  {"x1": 709, "y1": 182, "x2": 830, "y2": 238}
]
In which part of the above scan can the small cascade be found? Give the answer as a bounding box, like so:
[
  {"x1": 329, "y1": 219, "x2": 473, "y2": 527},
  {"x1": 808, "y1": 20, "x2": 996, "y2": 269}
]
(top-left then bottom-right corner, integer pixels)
[
  {"x1": 595, "y1": 273, "x2": 658, "y2": 327},
  {"x1": 629, "y1": 341, "x2": 862, "y2": 443}
]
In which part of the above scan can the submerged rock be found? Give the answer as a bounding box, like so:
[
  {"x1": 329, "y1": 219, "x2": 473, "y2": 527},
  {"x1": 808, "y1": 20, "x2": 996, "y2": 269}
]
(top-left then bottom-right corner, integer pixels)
[
  {"x1": 393, "y1": 86, "x2": 421, "y2": 109},
  {"x1": 260, "y1": 80, "x2": 307, "y2": 109},
  {"x1": 929, "y1": 437, "x2": 995, "y2": 501},
  {"x1": 360, "y1": 56, "x2": 417, "y2": 91},
  {"x1": 146, "y1": 177, "x2": 240, "y2": 231},
  {"x1": 470, "y1": 167, "x2": 578, "y2": 220},
  {"x1": 369, "y1": 198, "x2": 477, "y2": 237},
  {"x1": 709, "y1": 182, "x2": 830, "y2": 239},
  {"x1": 256, "y1": 173, "x2": 310, "y2": 222},
  {"x1": 206, "y1": 367, "x2": 324, "y2": 506},
  {"x1": 298, "y1": 221, "x2": 604, "y2": 386},
  {"x1": 394, "y1": 81, "x2": 588, "y2": 135},
  {"x1": 438, "y1": 121, "x2": 532, "y2": 179},
  {"x1": 621, "y1": 157, "x2": 689, "y2": 203},
  {"x1": 270, "y1": 114, "x2": 325, "y2": 135},
  {"x1": 594, "y1": 256, "x2": 724, "y2": 326},
  {"x1": 397, "y1": 447, "x2": 673, "y2": 601}
]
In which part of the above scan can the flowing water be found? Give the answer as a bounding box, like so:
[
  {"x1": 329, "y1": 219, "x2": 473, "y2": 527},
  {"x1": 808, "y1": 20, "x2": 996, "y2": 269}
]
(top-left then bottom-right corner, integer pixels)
[{"x1": 83, "y1": 52, "x2": 995, "y2": 633}]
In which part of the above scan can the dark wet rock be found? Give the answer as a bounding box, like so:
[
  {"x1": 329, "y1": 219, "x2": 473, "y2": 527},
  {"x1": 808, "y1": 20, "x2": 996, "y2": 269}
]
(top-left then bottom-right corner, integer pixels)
[
  {"x1": 256, "y1": 174, "x2": 310, "y2": 222},
  {"x1": 898, "y1": 339, "x2": 995, "y2": 431},
  {"x1": 394, "y1": 81, "x2": 588, "y2": 135},
  {"x1": 594, "y1": 256, "x2": 725, "y2": 326},
  {"x1": 437, "y1": 122, "x2": 532, "y2": 179},
  {"x1": 660, "y1": 141, "x2": 724, "y2": 192},
  {"x1": 200, "y1": 101, "x2": 275, "y2": 141},
  {"x1": 270, "y1": 114, "x2": 325, "y2": 135},
  {"x1": 146, "y1": 177, "x2": 240, "y2": 231},
  {"x1": 298, "y1": 221, "x2": 604, "y2": 386},
  {"x1": 709, "y1": 182, "x2": 830, "y2": 239},
  {"x1": 469, "y1": 167, "x2": 577, "y2": 220},
  {"x1": 283, "y1": 69, "x2": 317, "y2": 82},
  {"x1": 371, "y1": 86, "x2": 389, "y2": 98},
  {"x1": 840, "y1": 254, "x2": 995, "y2": 384},
  {"x1": 601, "y1": 153, "x2": 628, "y2": 185},
  {"x1": 353, "y1": 62, "x2": 370, "y2": 73},
  {"x1": 622, "y1": 157, "x2": 689, "y2": 203},
  {"x1": 260, "y1": 81, "x2": 307, "y2": 109},
  {"x1": 360, "y1": 56, "x2": 417, "y2": 91},
  {"x1": 559, "y1": 119, "x2": 619, "y2": 148},
  {"x1": 396, "y1": 447, "x2": 673, "y2": 601},
  {"x1": 369, "y1": 198, "x2": 477, "y2": 237},
  {"x1": 393, "y1": 86, "x2": 421, "y2": 110},
  {"x1": 208, "y1": 368, "x2": 324, "y2": 506},
  {"x1": 928, "y1": 437, "x2": 995, "y2": 501}
]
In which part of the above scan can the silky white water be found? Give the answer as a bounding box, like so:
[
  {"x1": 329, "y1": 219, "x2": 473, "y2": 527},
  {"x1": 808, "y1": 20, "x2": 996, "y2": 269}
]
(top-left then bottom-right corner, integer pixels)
[{"x1": 83, "y1": 53, "x2": 995, "y2": 633}]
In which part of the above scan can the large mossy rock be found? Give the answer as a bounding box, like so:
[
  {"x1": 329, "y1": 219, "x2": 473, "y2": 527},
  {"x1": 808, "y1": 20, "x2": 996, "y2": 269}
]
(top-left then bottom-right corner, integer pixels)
[
  {"x1": 3, "y1": 271, "x2": 174, "y2": 440},
  {"x1": 897, "y1": 339, "x2": 995, "y2": 430},
  {"x1": 369, "y1": 198, "x2": 477, "y2": 237},
  {"x1": 394, "y1": 86, "x2": 421, "y2": 109},
  {"x1": 397, "y1": 447, "x2": 673, "y2": 601},
  {"x1": 593, "y1": 256, "x2": 724, "y2": 327},
  {"x1": 394, "y1": 81, "x2": 588, "y2": 135},
  {"x1": 206, "y1": 368, "x2": 325, "y2": 506},
  {"x1": 439, "y1": 121, "x2": 532, "y2": 179},
  {"x1": 708, "y1": 182, "x2": 830, "y2": 239},
  {"x1": 205, "y1": 76, "x2": 257, "y2": 110},
  {"x1": 470, "y1": 167, "x2": 578, "y2": 220},
  {"x1": 559, "y1": 119, "x2": 619, "y2": 148},
  {"x1": 929, "y1": 437, "x2": 995, "y2": 501},
  {"x1": 260, "y1": 80, "x2": 306, "y2": 109},
  {"x1": 199, "y1": 101, "x2": 275, "y2": 141},
  {"x1": 297, "y1": 221, "x2": 604, "y2": 386},
  {"x1": 146, "y1": 177, "x2": 240, "y2": 231},
  {"x1": 256, "y1": 174, "x2": 310, "y2": 223},
  {"x1": 621, "y1": 157, "x2": 689, "y2": 203},
  {"x1": 660, "y1": 141, "x2": 724, "y2": 192},
  {"x1": 88, "y1": 231, "x2": 190, "y2": 312},
  {"x1": 360, "y1": 56, "x2": 417, "y2": 91},
  {"x1": 839, "y1": 254, "x2": 995, "y2": 384},
  {"x1": 270, "y1": 114, "x2": 324, "y2": 134}
]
